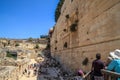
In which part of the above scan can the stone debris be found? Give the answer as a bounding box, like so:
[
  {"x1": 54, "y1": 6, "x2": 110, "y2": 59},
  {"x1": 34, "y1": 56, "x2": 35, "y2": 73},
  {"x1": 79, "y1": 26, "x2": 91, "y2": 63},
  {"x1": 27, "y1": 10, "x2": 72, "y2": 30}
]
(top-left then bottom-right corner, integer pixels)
[
  {"x1": 0, "y1": 58, "x2": 17, "y2": 66},
  {"x1": 37, "y1": 57, "x2": 84, "y2": 80},
  {"x1": 0, "y1": 66, "x2": 18, "y2": 80}
]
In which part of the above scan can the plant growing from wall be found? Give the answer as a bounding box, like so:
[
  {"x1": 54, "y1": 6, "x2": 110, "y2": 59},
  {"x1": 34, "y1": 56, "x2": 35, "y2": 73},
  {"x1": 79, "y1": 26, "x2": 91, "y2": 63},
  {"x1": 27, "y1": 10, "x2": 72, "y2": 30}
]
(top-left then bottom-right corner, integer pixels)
[
  {"x1": 70, "y1": 23, "x2": 78, "y2": 32},
  {"x1": 70, "y1": 19, "x2": 79, "y2": 32},
  {"x1": 82, "y1": 57, "x2": 89, "y2": 66},
  {"x1": 55, "y1": 0, "x2": 65, "y2": 22}
]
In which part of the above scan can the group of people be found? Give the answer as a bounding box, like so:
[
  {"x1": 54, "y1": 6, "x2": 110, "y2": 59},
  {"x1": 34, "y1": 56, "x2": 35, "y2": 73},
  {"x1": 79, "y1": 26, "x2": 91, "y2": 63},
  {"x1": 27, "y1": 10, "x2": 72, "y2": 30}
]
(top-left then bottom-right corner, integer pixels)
[
  {"x1": 23, "y1": 63, "x2": 39, "y2": 77},
  {"x1": 77, "y1": 49, "x2": 120, "y2": 80}
]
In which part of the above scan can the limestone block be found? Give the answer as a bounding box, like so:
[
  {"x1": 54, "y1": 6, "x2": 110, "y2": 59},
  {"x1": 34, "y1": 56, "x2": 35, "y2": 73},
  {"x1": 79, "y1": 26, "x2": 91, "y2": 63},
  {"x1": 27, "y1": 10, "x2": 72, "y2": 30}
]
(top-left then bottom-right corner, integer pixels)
[{"x1": 78, "y1": 2, "x2": 120, "y2": 47}]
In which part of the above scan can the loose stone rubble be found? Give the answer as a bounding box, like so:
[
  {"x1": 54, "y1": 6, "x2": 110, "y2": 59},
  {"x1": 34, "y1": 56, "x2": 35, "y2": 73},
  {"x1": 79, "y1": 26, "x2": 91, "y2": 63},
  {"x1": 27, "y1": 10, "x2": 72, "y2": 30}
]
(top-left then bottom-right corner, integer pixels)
[
  {"x1": 0, "y1": 66, "x2": 18, "y2": 80},
  {"x1": 37, "y1": 57, "x2": 84, "y2": 80},
  {"x1": 0, "y1": 58, "x2": 30, "y2": 80}
]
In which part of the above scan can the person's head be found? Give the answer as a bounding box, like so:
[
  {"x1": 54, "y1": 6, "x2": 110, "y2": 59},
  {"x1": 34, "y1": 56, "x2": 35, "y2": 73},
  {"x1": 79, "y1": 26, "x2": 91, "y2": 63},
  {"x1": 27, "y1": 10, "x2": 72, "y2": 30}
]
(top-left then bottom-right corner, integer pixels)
[
  {"x1": 78, "y1": 69, "x2": 84, "y2": 77},
  {"x1": 109, "y1": 49, "x2": 120, "y2": 60},
  {"x1": 96, "y1": 53, "x2": 101, "y2": 59}
]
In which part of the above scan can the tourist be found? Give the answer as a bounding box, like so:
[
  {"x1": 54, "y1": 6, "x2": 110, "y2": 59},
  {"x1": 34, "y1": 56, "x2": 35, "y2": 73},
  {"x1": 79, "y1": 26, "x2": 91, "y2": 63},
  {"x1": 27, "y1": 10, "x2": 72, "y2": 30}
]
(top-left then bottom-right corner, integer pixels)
[
  {"x1": 77, "y1": 69, "x2": 91, "y2": 80},
  {"x1": 91, "y1": 53, "x2": 105, "y2": 80},
  {"x1": 107, "y1": 49, "x2": 120, "y2": 80},
  {"x1": 28, "y1": 70, "x2": 31, "y2": 77},
  {"x1": 78, "y1": 69, "x2": 85, "y2": 79},
  {"x1": 34, "y1": 68, "x2": 37, "y2": 76},
  {"x1": 24, "y1": 68, "x2": 27, "y2": 74}
]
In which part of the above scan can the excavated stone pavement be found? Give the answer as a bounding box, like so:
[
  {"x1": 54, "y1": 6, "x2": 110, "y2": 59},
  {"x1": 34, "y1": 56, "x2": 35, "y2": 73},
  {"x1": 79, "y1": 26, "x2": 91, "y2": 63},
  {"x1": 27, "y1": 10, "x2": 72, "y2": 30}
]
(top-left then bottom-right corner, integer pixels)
[{"x1": 20, "y1": 58, "x2": 83, "y2": 80}]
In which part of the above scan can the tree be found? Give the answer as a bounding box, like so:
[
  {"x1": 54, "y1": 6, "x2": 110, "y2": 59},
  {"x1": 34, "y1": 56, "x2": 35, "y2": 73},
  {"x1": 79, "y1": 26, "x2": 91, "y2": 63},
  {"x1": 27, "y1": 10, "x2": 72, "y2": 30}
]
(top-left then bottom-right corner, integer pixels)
[
  {"x1": 55, "y1": 0, "x2": 65, "y2": 22},
  {"x1": 28, "y1": 37, "x2": 33, "y2": 42}
]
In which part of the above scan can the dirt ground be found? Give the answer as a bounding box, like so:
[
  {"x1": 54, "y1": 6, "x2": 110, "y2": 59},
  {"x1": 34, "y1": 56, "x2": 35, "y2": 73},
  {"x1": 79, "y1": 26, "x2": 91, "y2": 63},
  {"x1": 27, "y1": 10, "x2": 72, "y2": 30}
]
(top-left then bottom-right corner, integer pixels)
[{"x1": 19, "y1": 75, "x2": 36, "y2": 80}]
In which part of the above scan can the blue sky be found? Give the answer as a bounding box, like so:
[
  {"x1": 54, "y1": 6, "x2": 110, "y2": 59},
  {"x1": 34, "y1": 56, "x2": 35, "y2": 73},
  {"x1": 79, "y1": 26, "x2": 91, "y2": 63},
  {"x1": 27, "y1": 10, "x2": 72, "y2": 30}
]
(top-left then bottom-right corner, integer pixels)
[{"x1": 0, "y1": 0, "x2": 59, "y2": 39}]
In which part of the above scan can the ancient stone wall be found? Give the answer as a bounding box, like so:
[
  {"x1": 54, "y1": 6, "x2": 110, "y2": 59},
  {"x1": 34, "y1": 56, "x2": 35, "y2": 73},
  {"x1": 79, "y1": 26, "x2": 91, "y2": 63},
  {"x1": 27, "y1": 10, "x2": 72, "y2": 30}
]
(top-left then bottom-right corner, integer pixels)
[{"x1": 51, "y1": 0, "x2": 120, "y2": 72}]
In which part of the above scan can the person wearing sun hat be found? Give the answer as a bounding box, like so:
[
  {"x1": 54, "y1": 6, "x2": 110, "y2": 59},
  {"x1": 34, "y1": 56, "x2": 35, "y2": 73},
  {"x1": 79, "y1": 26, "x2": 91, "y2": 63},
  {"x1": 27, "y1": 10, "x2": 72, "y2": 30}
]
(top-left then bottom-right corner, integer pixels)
[
  {"x1": 107, "y1": 49, "x2": 120, "y2": 80},
  {"x1": 109, "y1": 49, "x2": 120, "y2": 59}
]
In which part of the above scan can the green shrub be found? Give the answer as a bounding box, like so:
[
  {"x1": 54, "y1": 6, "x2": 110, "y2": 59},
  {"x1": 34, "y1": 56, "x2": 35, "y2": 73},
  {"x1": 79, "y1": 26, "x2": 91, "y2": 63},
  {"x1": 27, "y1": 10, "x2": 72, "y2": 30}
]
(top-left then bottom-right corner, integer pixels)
[
  {"x1": 82, "y1": 57, "x2": 89, "y2": 66},
  {"x1": 70, "y1": 23, "x2": 78, "y2": 32},
  {"x1": 28, "y1": 37, "x2": 33, "y2": 42},
  {"x1": 55, "y1": 0, "x2": 65, "y2": 22},
  {"x1": 6, "y1": 51, "x2": 17, "y2": 59},
  {"x1": 34, "y1": 44, "x2": 39, "y2": 49},
  {"x1": 15, "y1": 43, "x2": 19, "y2": 47}
]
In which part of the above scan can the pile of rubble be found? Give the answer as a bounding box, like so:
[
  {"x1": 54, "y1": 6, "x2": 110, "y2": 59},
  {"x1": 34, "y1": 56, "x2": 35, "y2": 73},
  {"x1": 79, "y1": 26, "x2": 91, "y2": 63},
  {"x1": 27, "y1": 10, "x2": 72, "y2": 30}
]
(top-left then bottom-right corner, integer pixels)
[
  {"x1": 37, "y1": 57, "x2": 84, "y2": 80},
  {"x1": 0, "y1": 66, "x2": 18, "y2": 80}
]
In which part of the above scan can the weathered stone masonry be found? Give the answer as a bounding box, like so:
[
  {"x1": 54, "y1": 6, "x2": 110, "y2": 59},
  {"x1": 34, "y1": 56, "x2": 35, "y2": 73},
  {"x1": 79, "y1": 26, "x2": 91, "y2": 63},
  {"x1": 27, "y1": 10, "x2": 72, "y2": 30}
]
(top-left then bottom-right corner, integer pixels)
[{"x1": 50, "y1": 0, "x2": 120, "y2": 72}]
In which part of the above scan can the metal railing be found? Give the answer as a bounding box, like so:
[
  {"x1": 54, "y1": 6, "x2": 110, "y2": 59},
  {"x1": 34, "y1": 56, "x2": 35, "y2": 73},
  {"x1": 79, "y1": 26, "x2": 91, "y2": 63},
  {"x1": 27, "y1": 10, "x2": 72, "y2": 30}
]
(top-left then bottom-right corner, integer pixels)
[
  {"x1": 84, "y1": 69, "x2": 120, "y2": 80},
  {"x1": 101, "y1": 69, "x2": 120, "y2": 80}
]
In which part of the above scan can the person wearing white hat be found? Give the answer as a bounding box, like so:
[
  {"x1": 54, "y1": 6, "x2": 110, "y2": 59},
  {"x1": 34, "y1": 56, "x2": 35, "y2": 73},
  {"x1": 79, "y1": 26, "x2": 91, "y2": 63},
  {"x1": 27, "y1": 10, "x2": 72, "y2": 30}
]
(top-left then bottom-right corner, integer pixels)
[
  {"x1": 107, "y1": 49, "x2": 120, "y2": 80},
  {"x1": 109, "y1": 49, "x2": 120, "y2": 59}
]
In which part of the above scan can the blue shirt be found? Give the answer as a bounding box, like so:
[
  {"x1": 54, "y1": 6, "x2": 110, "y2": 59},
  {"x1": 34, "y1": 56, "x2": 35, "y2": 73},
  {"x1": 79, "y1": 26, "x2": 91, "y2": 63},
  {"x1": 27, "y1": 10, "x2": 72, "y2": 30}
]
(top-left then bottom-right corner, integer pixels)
[{"x1": 107, "y1": 59, "x2": 120, "y2": 80}]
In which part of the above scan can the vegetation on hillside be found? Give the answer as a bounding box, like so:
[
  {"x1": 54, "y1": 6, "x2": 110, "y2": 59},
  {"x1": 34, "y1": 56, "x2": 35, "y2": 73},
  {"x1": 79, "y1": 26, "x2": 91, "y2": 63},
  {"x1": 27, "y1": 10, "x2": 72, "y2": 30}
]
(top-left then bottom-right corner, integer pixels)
[
  {"x1": 34, "y1": 44, "x2": 39, "y2": 49},
  {"x1": 6, "y1": 51, "x2": 17, "y2": 59},
  {"x1": 15, "y1": 43, "x2": 20, "y2": 47},
  {"x1": 28, "y1": 37, "x2": 33, "y2": 42}
]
